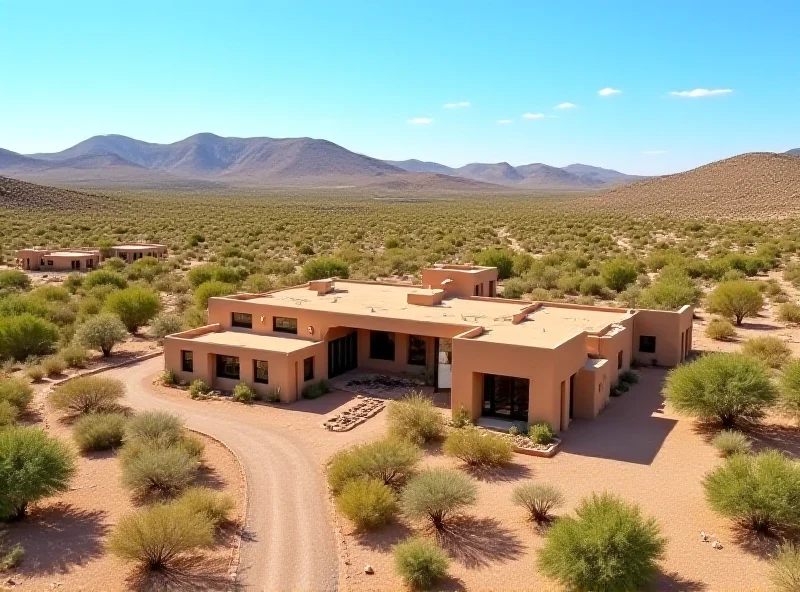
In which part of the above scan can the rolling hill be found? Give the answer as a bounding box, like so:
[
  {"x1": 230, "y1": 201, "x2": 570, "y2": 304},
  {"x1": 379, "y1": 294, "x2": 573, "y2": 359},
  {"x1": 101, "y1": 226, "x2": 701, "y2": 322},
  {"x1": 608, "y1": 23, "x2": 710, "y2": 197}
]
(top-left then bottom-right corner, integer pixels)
[{"x1": 0, "y1": 175, "x2": 114, "y2": 210}]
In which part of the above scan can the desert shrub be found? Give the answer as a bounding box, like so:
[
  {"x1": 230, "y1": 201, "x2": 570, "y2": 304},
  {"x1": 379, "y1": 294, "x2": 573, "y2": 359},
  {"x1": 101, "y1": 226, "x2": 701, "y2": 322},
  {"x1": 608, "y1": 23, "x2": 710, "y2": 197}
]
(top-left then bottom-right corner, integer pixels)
[
  {"x1": 188, "y1": 379, "x2": 211, "y2": 399},
  {"x1": 302, "y1": 257, "x2": 350, "y2": 281},
  {"x1": 193, "y1": 280, "x2": 236, "y2": 308},
  {"x1": 600, "y1": 258, "x2": 638, "y2": 292},
  {"x1": 711, "y1": 430, "x2": 752, "y2": 457},
  {"x1": 443, "y1": 428, "x2": 513, "y2": 467},
  {"x1": 742, "y1": 336, "x2": 792, "y2": 369},
  {"x1": 579, "y1": 276, "x2": 606, "y2": 297},
  {"x1": 103, "y1": 286, "x2": 161, "y2": 332},
  {"x1": 121, "y1": 444, "x2": 198, "y2": 498},
  {"x1": 0, "y1": 270, "x2": 30, "y2": 291},
  {"x1": 232, "y1": 382, "x2": 255, "y2": 403},
  {"x1": 451, "y1": 405, "x2": 472, "y2": 428},
  {"x1": 770, "y1": 543, "x2": 800, "y2": 592},
  {"x1": 40, "y1": 355, "x2": 66, "y2": 377},
  {"x1": 393, "y1": 537, "x2": 449, "y2": 590},
  {"x1": 528, "y1": 422, "x2": 555, "y2": 445},
  {"x1": 401, "y1": 468, "x2": 477, "y2": 530},
  {"x1": 187, "y1": 264, "x2": 242, "y2": 288},
  {"x1": 777, "y1": 302, "x2": 800, "y2": 325},
  {"x1": 637, "y1": 268, "x2": 700, "y2": 310},
  {"x1": 84, "y1": 269, "x2": 127, "y2": 289},
  {"x1": 336, "y1": 477, "x2": 397, "y2": 530},
  {"x1": 0, "y1": 314, "x2": 59, "y2": 361},
  {"x1": 618, "y1": 369, "x2": 639, "y2": 384},
  {"x1": 64, "y1": 272, "x2": 84, "y2": 293},
  {"x1": 474, "y1": 248, "x2": 514, "y2": 279},
  {"x1": 706, "y1": 280, "x2": 764, "y2": 325},
  {"x1": 49, "y1": 376, "x2": 125, "y2": 418},
  {"x1": 108, "y1": 503, "x2": 213, "y2": 570},
  {"x1": 0, "y1": 377, "x2": 33, "y2": 414},
  {"x1": 512, "y1": 483, "x2": 564, "y2": 523},
  {"x1": 74, "y1": 312, "x2": 128, "y2": 357},
  {"x1": 148, "y1": 312, "x2": 184, "y2": 341},
  {"x1": 175, "y1": 433, "x2": 205, "y2": 460},
  {"x1": 0, "y1": 541, "x2": 24, "y2": 571},
  {"x1": 242, "y1": 273, "x2": 273, "y2": 293},
  {"x1": 501, "y1": 277, "x2": 527, "y2": 299},
  {"x1": 662, "y1": 353, "x2": 777, "y2": 428},
  {"x1": 60, "y1": 344, "x2": 89, "y2": 368},
  {"x1": 301, "y1": 379, "x2": 330, "y2": 399},
  {"x1": 538, "y1": 493, "x2": 666, "y2": 592},
  {"x1": 705, "y1": 318, "x2": 737, "y2": 341},
  {"x1": 779, "y1": 359, "x2": 800, "y2": 425},
  {"x1": 72, "y1": 412, "x2": 127, "y2": 452},
  {"x1": 387, "y1": 391, "x2": 444, "y2": 445},
  {"x1": 161, "y1": 369, "x2": 178, "y2": 386},
  {"x1": 327, "y1": 438, "x2": 420, "y2": 493},
  {"x1": 704, "y1": 450, "x2": 800, "y2": 533},
  {"x1": 172, "y1": 487, "x2": 234, "y2": 527},
  {"x1": 0, "y1": 427, "x2": 75, "y2": 521},
  {"x1": 25, "y1": 365, "x2": 44, "y2": 382},
  {"x1": 125, "y1": 411, "x2": 183, "y2": 446},
  {"x1": 0, "y1": 401, "x2": 18, "y2": 427}
]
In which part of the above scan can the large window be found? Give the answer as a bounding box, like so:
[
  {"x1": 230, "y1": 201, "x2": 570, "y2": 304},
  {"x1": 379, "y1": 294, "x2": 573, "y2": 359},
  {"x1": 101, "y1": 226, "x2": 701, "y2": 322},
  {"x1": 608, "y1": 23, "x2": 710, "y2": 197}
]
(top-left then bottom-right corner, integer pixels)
[
  {"x1": 232, "y1": 312, "x2": 253, "y2": 328},
  {"x1": 304, "y1": 357, "x2": 314, "y2": 381},
  {"x1": 483, "y1": 374, "x2": 529, "y2": 422},
  {"x1": 408, "y1": 335, "x2": 427, "y2": 366},
  {"x1": 254, "y1": 360, "x2": 269, "y2": 384},
  {"x1": 181, "y1": 350, "x2": 193, "y2": 372},
  {"x1": 370, "y1": 331, "x2": 395, "y2": 361},
  {"x1": 273, "y1": 317, "x2": 298, "y2": 334},
  {"x1": 216, "y1": 355, "x2": 240, "y2": 379},
  {"x1": 639, "y1": 335, "x2": 656, "y2": 354}
]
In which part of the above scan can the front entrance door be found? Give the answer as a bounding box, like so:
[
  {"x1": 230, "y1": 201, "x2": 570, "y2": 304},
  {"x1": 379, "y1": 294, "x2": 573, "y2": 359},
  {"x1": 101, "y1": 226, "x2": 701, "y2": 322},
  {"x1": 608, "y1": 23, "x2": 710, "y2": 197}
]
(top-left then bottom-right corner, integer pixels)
[
  {"x1": 328, "y1": 332, "x2": 357, "y2": 378},
  {"x1": 436, "y1": 338, "x2": 452, "y2": 389},
  {"x1": 483, "y1": 374, "x2": 530, "y2": 422}
]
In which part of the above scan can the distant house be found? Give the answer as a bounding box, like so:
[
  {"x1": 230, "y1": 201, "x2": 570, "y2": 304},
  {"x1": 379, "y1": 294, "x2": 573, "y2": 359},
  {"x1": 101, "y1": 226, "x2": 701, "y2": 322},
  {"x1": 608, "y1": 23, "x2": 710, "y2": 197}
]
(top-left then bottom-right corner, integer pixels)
[
  {"x1": 109, "y1": 243, "x2": 167, "y2": 262},
  {"x1": 17, "y1": 248, "x2": 101, "y2": 272}
]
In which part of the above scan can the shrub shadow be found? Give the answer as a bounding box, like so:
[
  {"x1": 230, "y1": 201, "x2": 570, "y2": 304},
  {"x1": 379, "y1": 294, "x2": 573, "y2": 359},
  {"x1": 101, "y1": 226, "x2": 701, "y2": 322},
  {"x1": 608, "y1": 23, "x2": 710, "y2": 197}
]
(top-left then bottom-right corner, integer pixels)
[
  {"x1": 464, "y1": 462, "x2": 532, "y2": 483},
  {"x1": 653, "y1": 570, "x2": 707, "y2": 591},
  {"x1": 195, "y1": 464, "x2": 228, "y2": 491},
  {"x1": 729, "y1": 524, "x2": 786, "y2": 559},
  {"x1": 741, "y1": 422, "x2": 800, "y2": 458},
  {"x1": 437, "y1": 515, "x2": 523, "y2": 569},
  {"x1": 128, "y1": 554, "x2": 231, "y2": 592},
  {"x1": 352, "y1": 520, "x2": 413, "y2": 553}
]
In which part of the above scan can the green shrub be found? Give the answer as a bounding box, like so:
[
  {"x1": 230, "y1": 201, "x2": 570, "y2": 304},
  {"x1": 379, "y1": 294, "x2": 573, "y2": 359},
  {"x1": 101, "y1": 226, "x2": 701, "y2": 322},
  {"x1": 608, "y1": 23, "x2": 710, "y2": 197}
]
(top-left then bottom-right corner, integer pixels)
[
  {"x1": 0, "y1": 401, "x2": 19, "y2": 427},
  {"x1": 187, "y1": 264, "x2": 242, "y2": 289},
  {"x1": 663, "y1": 353, "x2": 777, "y2": 428},
  {"x1": 327, "y1": 438, "x2": 420, "y2": 493},
  {"x1": 25, "y1": 365, "x2": 44, "y2": 382},
  {"x1": 49, "y1": 376, "x2": 125, "y2": 418},
  {"x1": 393, "y1": 537, "x2": 449, "y2": 590},
  {"x1": 301, "y1": 379, "x2": 330, "y2": 399},
  {"x1": 336, "y1": 477, "x2": 396, "y2": 531},
  {"x1": 770, "y1": 543, "x2": 800, "y2": 592},
  {"x1": 474, "y1": 248, "x2": 514, "y2": 279},
  {"x1": 242, "y1": 273, "x2": 273, "y2": 293},
  {"x1": 705, "y1": 318, "x2": 737, "y2": 341},
  {"x1": 0, "y1": 314, "x2": 59, "y2": 361},
  {"x1": 121, "y1": 444, "x2": 198, "y2": 499},
  {"x1": 706, "y1": 280, "x2": 764, "y2": 325},
  {"x1": 600, "y1": 258, "x2": 638, "y2": 292},
  {"x1": 538, "y1": 493, "x2": 666, "y2": 592},
  {"x1": 579, "y1": 276, "x2": 606, "y2": 297},
  {"x1": 60, "y1": 344, "x2": 89, "y2": 368},
  {"x1": 501, "y1": 277, "x2": 528, "y2": 299},
  {"x1": 103, "y1": 286, "x2": 161, "y2": 333},
  {"x1": 387, "y1": 391, "x2": 444, "y2": 445},
  {"x1": 0, "y1": 270, "x2": 31, "y2": 291},
  {"x1": 401, "y1": 468, "x2": 477, "y2": 530},
  {"x1": 618, "y1": 369, "x2": 639, "y2": 385},
  {"x1": 451, "y1": 405, "x2": 472, "y2": 428},
  {"x1": 193, "y1": 280, "x2": 235, "y2": 309},
  {"x1": 528, "y1": 422, "x2": 555, "y2": 445},
  {"x1": 0, "y1": 427, "x2": 75, "y2": 521},
  {"x1": 75, "y1": 313, "x2": 129, "y2": 357},
  {"x1": 0, "y1": 542, "x2": 24, "y2": 571},
  {"x1": 108, "y1": 504, "x2": 213, "y2": 570},
  {"x1": 125, "y1": 410, "x2": 183, "y2": 446},
  {"x1": 40, "y1": 355, "x2": 66, "y2": 377},
  {"x1": 443, "y1": 428, "x2": 513, "y2": 467},
  {"x1": 172, "y1": 487, "x2": 234, "y2": 527},
  {"x1": 779, "y1": 359, "x2": 800, "y2": 426},
  {"x1": 742, "y1": 336, "x2": 792, "y2": 369},
  {"x1": 84, "y1": 269, "x2": 127, "y2": 290},
  {"x1": 72, "y1": 413, "x2": 127, "y2": 452},
  {"x1": 777, "y1": 302, "x2": 800, "y2": 325},
  {"x1": 175, "y1": 433, "x2": 205, "y2": 460},
  {"x1": 711, "y1": 430, "x2": 752, "y2": 457},
  {"x1": 302, "y1": 257, "x2": 350, "y2": 281},
  {"x1": 148, "y1": 312, "x2": 184, "y2": 341},
  {"x1": 161, "y1": 369, "x2": 178, "y2": 386},
  {"x1": 0, "y1": 377, "x2": 33, "y2": 414},
  {"x1": 512, "y1": 483, "x2": 564, "y2": 523},
  {"x1": 637, "y1": 268, "x2": 700, "y2": 310},
  {"x1": 704, "y1": 450, "x2": 800, "y2": 533},
  {"x1": 232, "y1": 382, "x2": 255, "y2": 403},
  {"x1": 189, "y1": 379, "x2": 211, "y2": 399}
]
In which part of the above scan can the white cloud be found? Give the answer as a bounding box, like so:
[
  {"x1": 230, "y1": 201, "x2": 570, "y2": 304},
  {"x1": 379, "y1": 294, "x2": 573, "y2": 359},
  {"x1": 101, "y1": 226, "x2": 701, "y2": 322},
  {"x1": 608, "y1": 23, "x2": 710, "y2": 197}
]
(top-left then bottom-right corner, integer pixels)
[
  {"x1": 443, "y1": 101, "x2": 471, "y2": 108},
  {"x1": 643, "y1": 150, "x2": 667, "y2": 155},
  {"x1": 497, "y1": 119, "x2": 512, "y2": 124},
  {"x1": 523, "y1": 112, "x2": 545, "y2": 119},
  {"x1": 597, "y1": 87, "x2": 622, "y2": 96},
  {"x1": 555, "y1": 102, "x2": 577, "y2": 109},
  {"x1": 407, "y1": 117, "x2": 433, "y2": 125},
  {"x1": 669, "y1": 88, "x2": 733, "y2": 98}
]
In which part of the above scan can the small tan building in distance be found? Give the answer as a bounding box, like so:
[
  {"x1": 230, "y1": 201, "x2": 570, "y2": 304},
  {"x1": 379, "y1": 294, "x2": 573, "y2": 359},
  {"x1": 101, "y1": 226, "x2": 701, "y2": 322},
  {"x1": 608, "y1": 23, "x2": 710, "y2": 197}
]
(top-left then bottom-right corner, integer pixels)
[
  {"x1": 164, "y1": 265, "x2": 693, "y2": 432},
  {"x1": 110, "y1": 243, "x2": 168, "y2": 262},
  {"x1": 17, "y1": 248, "x2": 101, "y2": 272}
]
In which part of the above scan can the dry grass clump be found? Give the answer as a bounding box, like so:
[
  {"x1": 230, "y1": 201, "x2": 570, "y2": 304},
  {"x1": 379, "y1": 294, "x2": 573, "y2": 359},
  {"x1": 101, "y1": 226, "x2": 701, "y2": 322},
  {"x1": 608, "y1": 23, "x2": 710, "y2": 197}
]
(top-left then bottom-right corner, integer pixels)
[{"x1": 705, "y1": 318, "x2": 736, "y2": 341}]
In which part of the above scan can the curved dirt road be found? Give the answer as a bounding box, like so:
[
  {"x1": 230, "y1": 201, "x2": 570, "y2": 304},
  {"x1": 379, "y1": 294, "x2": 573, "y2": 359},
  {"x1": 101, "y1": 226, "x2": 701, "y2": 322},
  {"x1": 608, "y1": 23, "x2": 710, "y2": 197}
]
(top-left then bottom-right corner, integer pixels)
[{"x1": 107, "y1": 356, "x2": 338, "y2": 591}]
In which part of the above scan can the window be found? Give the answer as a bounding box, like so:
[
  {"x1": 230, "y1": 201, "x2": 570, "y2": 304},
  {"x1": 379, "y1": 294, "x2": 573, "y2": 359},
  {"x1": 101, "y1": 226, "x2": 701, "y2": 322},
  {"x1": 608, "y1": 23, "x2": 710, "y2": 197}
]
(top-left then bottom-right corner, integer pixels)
[
  {"x1": 254, "y1": 360, "x2": 269, "y2": 384},
  {"x1": 408, "y1": 335, "x2": 427, "y2": 366},
  {"x1": 370, "y1": 331, "x2": 395, "y2": 361},
  {"x1": 216, "y1": 355, "x2": 240, "y2": 379},
  {"x1": 473, "y1": 283, "x2": 484, "y2": 296},
  {"x1": 232, "y1": 312, "x2": 253, "y2": 328},
  {"x1": 303, "y1": 357, "x2": 314, "y2": 381},
  {"x1": 273, "y1": 317, "x2": 298, "y2": 334},
  {"x1": 47, "y1": 260, "x2": 53, "y2": 266},
  {"x1": 639, "y1": 335, "x2": 657, "y2": 354},
  {"x1": 618, "y1": 350, "x2": 623, "y2": 370},
  {"x1": 181, "y1": 350, "x2": 193, "y2": 372},
  {"x1": 86, "y1": 259, "x2": 94, "y2": 269}
]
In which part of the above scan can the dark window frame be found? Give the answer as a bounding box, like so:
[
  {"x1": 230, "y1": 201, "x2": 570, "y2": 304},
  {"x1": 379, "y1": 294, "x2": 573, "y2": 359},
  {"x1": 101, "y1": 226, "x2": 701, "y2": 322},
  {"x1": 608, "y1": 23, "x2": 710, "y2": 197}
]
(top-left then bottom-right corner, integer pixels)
[
  {"x1": 254, "y1": 360, "x2": 269, "y2": 384},
  {"x1": 369, "y1": 330, "x2": 396, "y2": 361},
  {"x1": 303, "y1": 356, "x2": 314, "y2": 381},
  {"x1": 181, "y1": 350, "x2": 193, "y2": 372},
  {"x1": 273, "y1": 316, "x2": 298, "y2": 334},
  {"x1": 216, "y1": 354, "x2": 240, "y2": 379},
  {"x1": 408, "y1": 335, "x2": 427, "y2": 366},
  {"x1": 618, "y1": 350, "x2": 623, "y2": 370},
  {"x1": 232, "y1": 312, "x2": 253, "y2": 328},
  {"x1": 639, "y1": 335, "x2": 657, "y2": 354}
]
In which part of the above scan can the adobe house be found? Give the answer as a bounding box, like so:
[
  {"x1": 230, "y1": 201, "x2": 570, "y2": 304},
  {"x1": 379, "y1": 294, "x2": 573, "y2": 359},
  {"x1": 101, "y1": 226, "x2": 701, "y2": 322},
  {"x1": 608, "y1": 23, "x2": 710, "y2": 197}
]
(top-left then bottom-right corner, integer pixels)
[
  {"x1": 164, "y1": 265, "x2": 693, "y2": 432},
  {"x1": 17, "y1": 248, "x2": 101, "y2": 272},
  {"x1": 109, "y1": 243, "x2": 167, "y2": 262}
]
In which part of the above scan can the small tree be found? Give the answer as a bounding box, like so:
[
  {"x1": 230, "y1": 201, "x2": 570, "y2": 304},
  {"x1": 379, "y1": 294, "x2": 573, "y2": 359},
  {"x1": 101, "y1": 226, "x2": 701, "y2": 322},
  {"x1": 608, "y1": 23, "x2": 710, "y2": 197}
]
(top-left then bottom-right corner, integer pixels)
[
  {"x1": 386, "y1": 391, "x2": 444, "y2": 445},
  {"x1": 662, "y1": 353, "x2": 777, "y2": 428},
  {"x1": 600, "y1": 258, "x2": 638, "y2": 292},
  {"x1": 393, "y1": 537, "x2": 449, "y2": 590},
  {"x1": 401, "y1": 468, "x2": 477, "y2": 530},
  {"x1": 0, "y1": 314, "x2": 59, "y2": 361},
  {"x1": 538, "y1": 493, "x2": 666, "y2": 592},
  {"x1": 779, "y1": 359, "x2": 800, "y2": 426},
  {"x1": 302, "y1": 257, "x2": 350, "y2": 281},
  {"x1": 75, "y1": 312, "x2": 129, "y2": 356},
  {"x1": 0, "y1": 427, "x2": 76, "y2": 521},
  {"x1": 704, "y1": 450, "x2": 800, "y2": 533},
  {"x1": 49, "y1": 376, "x2": 125, "y2": 418},
  {"x1": 103, "y1": 286, "x2": 161, "y2": 333},
  {"x1": 706, "y1": 280, "x2": 764, "y2": 325},
  {"x1": 474, "y1": 248, "x2": 514, "y2": 279},
  {"x1": 512, "y1": 483, "x2": 564, "y2": 523}
]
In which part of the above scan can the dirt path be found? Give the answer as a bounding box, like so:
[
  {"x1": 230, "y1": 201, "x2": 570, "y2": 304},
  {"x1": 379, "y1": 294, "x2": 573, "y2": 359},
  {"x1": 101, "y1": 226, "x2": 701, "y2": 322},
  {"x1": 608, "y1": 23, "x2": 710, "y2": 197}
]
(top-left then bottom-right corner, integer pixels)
[{"x1": 107, "y1": 356, "x2": 339, "y2": 592}]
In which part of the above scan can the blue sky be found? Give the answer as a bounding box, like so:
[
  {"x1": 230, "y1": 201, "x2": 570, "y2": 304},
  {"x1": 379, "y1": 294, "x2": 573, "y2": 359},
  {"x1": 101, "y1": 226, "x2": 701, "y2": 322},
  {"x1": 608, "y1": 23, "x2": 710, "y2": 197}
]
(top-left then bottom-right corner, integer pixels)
[{"x1": 1, "y1": 0, "x2": 798, "y2": 175}]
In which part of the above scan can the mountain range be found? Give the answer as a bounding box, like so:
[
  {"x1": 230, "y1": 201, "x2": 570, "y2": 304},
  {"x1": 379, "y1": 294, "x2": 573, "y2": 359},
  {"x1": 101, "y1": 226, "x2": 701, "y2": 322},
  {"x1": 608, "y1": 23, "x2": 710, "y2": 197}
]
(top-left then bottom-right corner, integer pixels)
[{"x1": 0, "y1": 133, "x2": 643, "y2": 191}]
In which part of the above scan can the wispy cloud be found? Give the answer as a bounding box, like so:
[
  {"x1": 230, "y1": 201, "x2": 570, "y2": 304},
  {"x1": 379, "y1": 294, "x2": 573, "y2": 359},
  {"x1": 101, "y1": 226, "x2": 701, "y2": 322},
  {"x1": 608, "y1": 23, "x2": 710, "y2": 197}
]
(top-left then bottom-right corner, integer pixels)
[
  {"x1": 407, "y1": 117, "x2": 433, "y2": 125},
  {"x1": 555, "y1": 102, "x2": 577, "y2": 109},
  {"x1": 597, "y1": 87, "x2": 622, "y2": 96},
  {"x1": 443, "y1": 101, "x2": 471, "y2": 108},
  {"x1": 643, "y1": 150, "x2": 667, "y2": 155},
  {"x1": 497, "y1": 119, "x2": 512, "y2": 124},
  {"x1": 522, "y1": 112, "x2": 545, "y2": 119},
  {"x1": 669, "y1": 88, "x2": 733, "y2": 98}
]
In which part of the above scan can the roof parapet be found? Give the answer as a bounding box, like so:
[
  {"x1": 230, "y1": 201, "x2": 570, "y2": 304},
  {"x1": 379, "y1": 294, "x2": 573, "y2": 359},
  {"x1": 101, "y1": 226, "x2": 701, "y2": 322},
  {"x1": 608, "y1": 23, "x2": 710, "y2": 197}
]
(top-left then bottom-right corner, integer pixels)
[
  {"x1": 308, "y1": 278, "x2": 335, "y2": 295},
  {"x1": 407, "y1": 288, "x2": 445, "y2": 306}
]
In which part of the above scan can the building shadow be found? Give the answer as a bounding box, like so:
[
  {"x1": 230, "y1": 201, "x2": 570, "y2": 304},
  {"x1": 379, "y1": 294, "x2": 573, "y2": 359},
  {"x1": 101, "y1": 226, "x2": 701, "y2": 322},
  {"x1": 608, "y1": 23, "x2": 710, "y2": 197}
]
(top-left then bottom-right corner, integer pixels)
[
  {"x1": 438, "y1": 515, "x2": 523, "y2": 569},
  {"x1": 287, "y1": 390, "x2": 361, "y2": 416}
]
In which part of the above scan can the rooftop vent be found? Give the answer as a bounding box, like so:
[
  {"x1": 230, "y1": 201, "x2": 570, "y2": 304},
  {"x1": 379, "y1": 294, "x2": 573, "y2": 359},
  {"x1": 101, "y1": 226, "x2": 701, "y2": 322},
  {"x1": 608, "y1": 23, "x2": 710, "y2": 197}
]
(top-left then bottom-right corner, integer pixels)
[
  {"x1": 309, "y1": 278, "x2": 335, "y2": 296},
  {"x1": 407, "y1": 289, "x2": 445, "y2": 306}
]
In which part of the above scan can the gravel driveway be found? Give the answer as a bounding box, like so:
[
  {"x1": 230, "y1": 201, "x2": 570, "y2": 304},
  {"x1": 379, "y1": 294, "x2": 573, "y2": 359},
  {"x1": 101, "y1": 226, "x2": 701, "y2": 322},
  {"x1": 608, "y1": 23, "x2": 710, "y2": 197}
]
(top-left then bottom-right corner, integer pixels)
[{"x1": 107, "y1": 356, "x2": 339, "y2": 591}]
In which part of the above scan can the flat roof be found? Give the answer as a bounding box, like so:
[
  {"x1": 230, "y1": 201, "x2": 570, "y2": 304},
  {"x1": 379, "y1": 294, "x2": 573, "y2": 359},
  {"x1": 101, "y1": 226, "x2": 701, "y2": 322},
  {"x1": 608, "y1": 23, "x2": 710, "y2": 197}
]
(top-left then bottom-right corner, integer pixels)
[
  {"x1": 48, "y1": 251, "x2": 96, "y2": 258},
  {"x1": 113, "y1": 244, "x2": 166, "y2": 250},
  {"x1": 186, "y1": 329, "x2": 319, "y2": 354}
]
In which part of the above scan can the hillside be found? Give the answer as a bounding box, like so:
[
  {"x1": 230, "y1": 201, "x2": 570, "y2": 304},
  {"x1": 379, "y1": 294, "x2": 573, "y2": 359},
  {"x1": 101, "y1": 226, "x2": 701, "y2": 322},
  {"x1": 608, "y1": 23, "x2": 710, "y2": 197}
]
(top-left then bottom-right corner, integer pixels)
[
  {"x1": 578, "y1": 152, "x2": 800, "y2": 219},
  {"x1": 0, "y1": 175, "x2": 113, "y2": 210},
  {"x1": 787, "y1": 148, "x2": 800, "y2": 156}
]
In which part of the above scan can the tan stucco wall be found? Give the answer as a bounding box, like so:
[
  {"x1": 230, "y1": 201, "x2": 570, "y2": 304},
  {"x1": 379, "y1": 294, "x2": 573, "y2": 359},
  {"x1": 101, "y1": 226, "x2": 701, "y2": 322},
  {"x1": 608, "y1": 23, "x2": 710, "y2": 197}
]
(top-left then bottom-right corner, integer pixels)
[
  {"x1": 17, "y1": 249, "x2": 100, "y2": 272},
  {"x1": 632, "y1": 306, "x2": 694, "y2": 367},
  {"x1": 421, "y1": 266, "x2": 498, "y2": 298}
]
